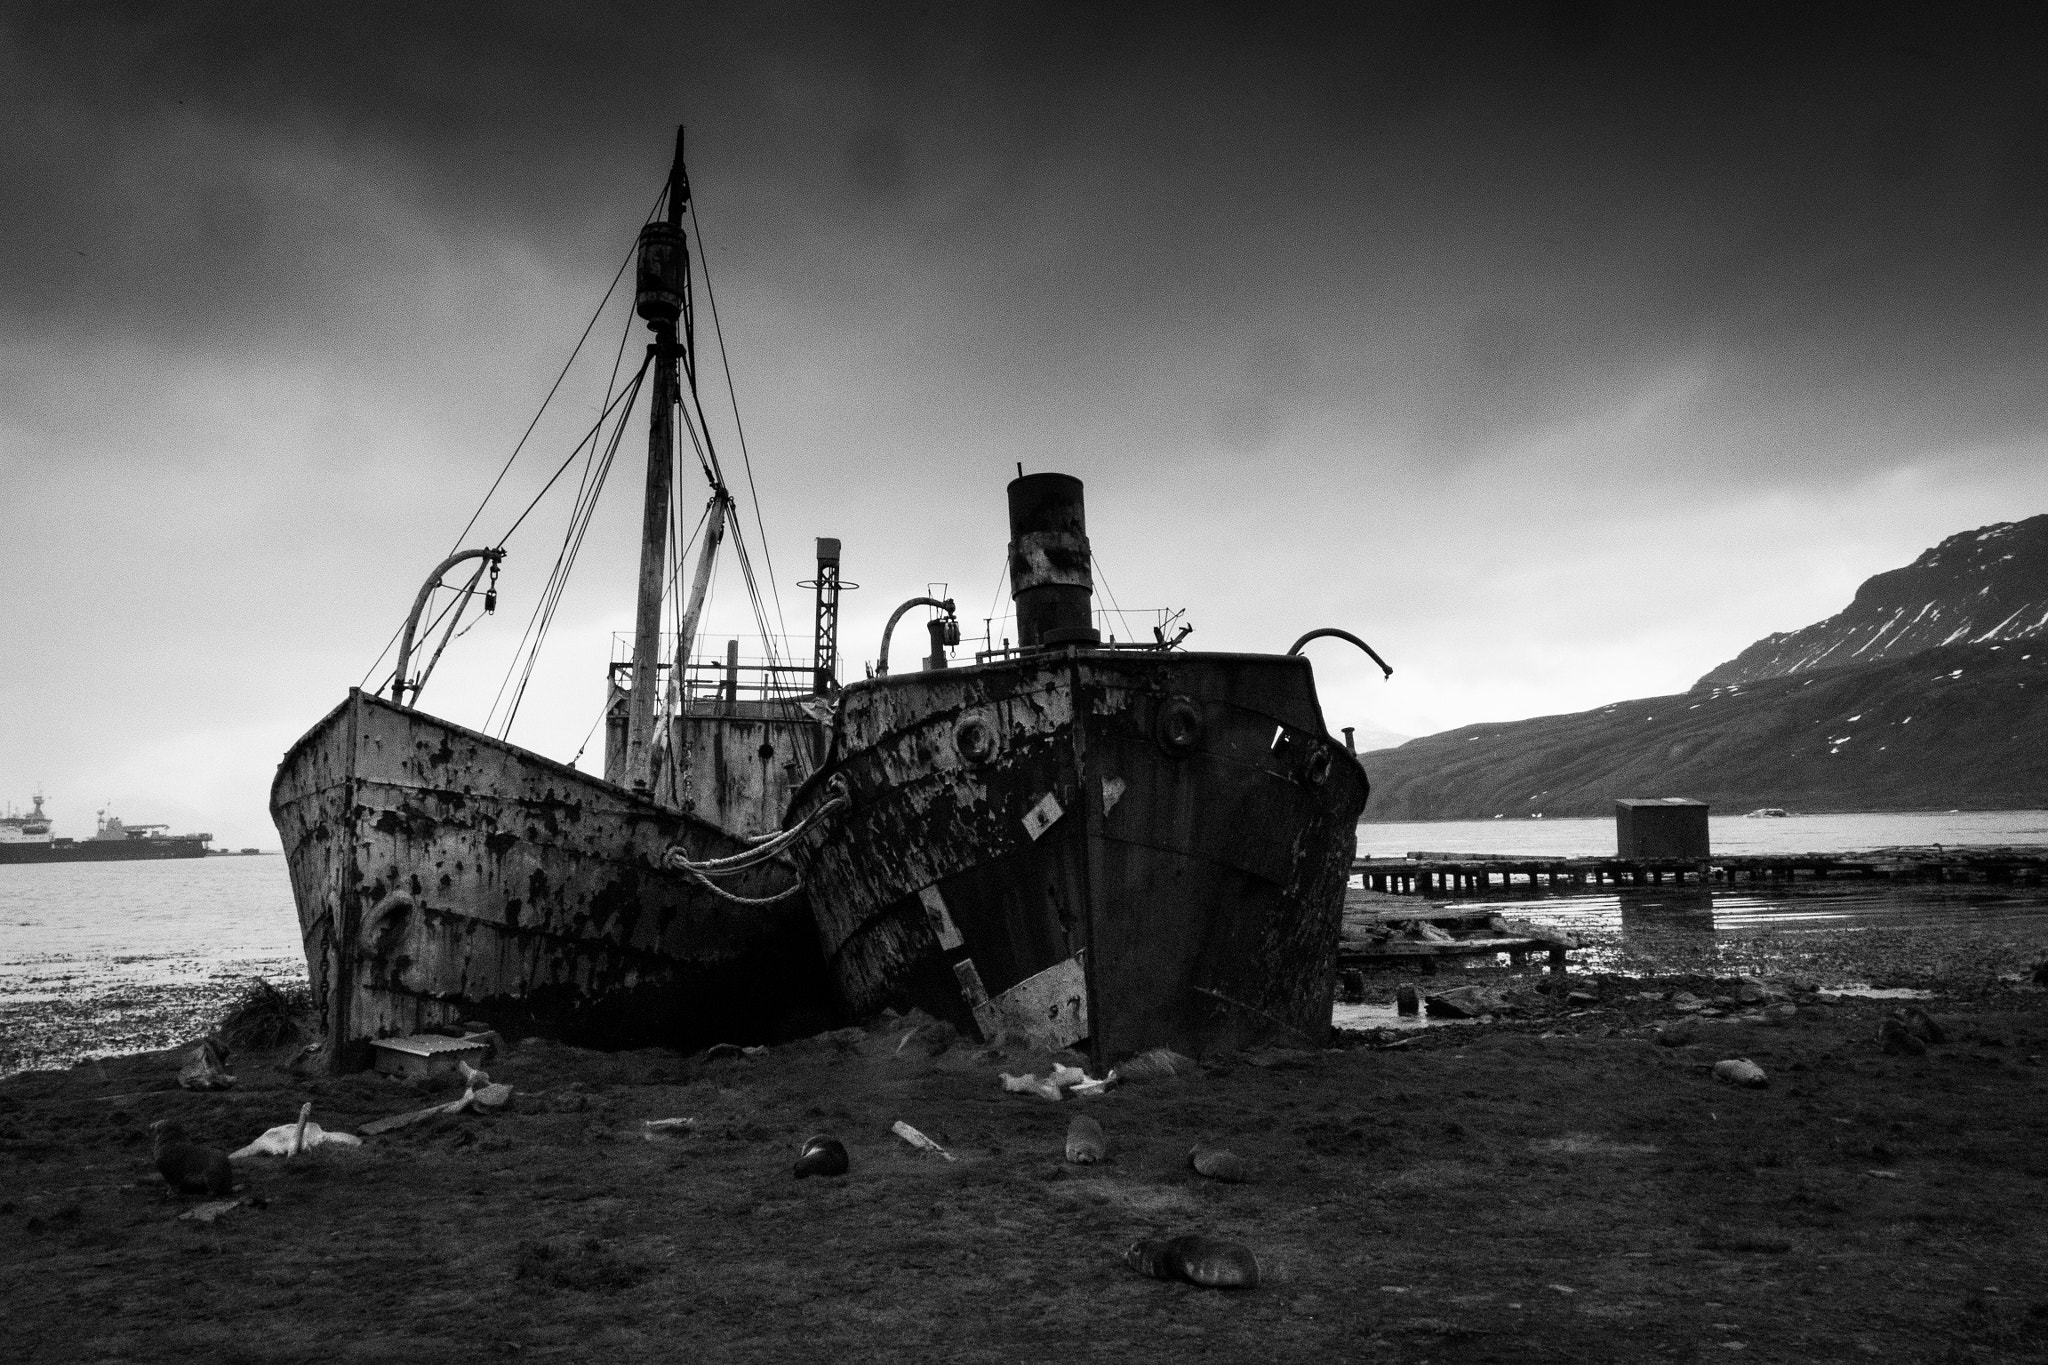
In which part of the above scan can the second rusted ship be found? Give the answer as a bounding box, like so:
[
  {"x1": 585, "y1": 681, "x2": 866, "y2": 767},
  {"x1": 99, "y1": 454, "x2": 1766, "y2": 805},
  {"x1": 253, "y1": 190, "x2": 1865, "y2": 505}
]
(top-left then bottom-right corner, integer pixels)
[{"x1": 783, "y1": 474, "x2": 1377, "y2": 1071}]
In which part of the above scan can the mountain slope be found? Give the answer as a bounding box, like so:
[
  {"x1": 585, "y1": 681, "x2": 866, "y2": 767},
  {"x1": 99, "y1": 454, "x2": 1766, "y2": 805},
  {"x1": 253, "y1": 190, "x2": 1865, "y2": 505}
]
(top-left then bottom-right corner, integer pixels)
[
  {"x1": 1363, "y1": 643, "x2": 2048, "y2": 821},
  {"x1": 1695, "y1": 514, "x2": 2048, "y2": 690}
]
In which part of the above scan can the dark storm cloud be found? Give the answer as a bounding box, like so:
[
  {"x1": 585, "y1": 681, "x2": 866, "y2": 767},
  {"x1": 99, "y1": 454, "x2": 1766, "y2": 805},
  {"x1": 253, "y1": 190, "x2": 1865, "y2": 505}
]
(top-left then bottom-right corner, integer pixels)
[
  {"x1": 7, "y1": 2, "x2": 2048, "y2": 843},
  {"x1": 7, "y1": 1, "x2": 2048, "y2": 488}
]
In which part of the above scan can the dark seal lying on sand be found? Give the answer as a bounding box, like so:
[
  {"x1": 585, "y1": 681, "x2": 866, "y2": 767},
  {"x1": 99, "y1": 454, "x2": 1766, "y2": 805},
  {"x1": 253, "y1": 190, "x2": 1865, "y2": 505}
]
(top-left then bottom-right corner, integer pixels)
[
  {"x1": 1126, "y1": 1235, "x2": 1261, "y2": 1289},
  {"x1": 149, "y1": 1119, "x2": 232, "y2": 1197}
]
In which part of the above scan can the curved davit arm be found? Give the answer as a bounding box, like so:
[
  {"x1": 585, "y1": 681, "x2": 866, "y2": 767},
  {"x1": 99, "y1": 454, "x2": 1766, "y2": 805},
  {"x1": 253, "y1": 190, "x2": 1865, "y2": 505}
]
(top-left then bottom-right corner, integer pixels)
[
  {"x1": 1286, "y1": 627, "x2": 1393, "y2": 680},
  {"x1": 876, "y1": 596, "x2": 955, "y2": 677},
  {"x1": 393, "y1": 547, "x2": 505, "y2": 705}
]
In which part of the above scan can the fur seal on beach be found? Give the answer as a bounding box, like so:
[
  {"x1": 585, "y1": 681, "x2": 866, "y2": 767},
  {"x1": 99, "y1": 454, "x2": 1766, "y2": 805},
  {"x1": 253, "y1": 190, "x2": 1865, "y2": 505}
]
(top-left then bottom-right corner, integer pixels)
[
  {"x1": 1879, "y1": 1016, "x2": 1928, "y2": 1056},
  {"x1": 1126, "y1": 1235, "x2": 1260, "y2": 1289},
  {"x1": 793, "y1": 1135, "x2": 848, "y2": 1179},
  {"x1": 1187, "y1": 1145, "x2": 1248, "y2": 1182},
  {"x1": 177, "y1": 1036, "x2": 235, "y2": 1091},
  {"x1": 1900, "y1": 1006, "x2": 1947, "y2": 1045},
  {"x1": 150, "y1": 1120, "x2": 232, "y2": 1196},
  {"x1": 1065, "y1": 1115, "x2": 1105, "y2": 1165}
]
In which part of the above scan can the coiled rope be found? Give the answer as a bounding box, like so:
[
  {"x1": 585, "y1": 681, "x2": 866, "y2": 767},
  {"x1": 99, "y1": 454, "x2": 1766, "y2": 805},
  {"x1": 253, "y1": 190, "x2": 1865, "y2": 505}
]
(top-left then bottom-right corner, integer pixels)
[{"x1": 660, "y1": 775, "x2": 851, "y2": 906}]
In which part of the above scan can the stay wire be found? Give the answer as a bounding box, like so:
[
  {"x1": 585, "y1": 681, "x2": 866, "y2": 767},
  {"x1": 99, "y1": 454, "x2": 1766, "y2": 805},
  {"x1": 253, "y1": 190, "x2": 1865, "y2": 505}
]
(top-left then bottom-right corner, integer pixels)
[
  {"x1": 483, "y1": 308, "x2": 647, "y2": 729},
  {"x1": 687, "y1": 199, "x2": 789, "y2": 648},
  {"x1": 502, "y1": 377, "x2": 642, "y2": 732},
  {"x1": 496, "y1": 348, "x2": 653, "y2": 547},
  {"x1": 1090, "y1": 553, "x2": 1137, "y2": 644},
  {"x1": 451, "y1": 189, "x2": 654, "y2": 553},
  {"x1": 357, "y1": 210, "x2": 652, "y2": 695},
  {"x1": 488, "y1": 360, "x2": 646, "y2": 736}
]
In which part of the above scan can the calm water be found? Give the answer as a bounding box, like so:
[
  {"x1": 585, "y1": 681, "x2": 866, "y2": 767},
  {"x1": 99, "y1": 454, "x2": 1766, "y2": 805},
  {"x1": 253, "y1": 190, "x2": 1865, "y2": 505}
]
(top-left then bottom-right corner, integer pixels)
[
  {"x1": 0, "y1": 857, "x2": 302, "y2": 1074},
  {"x1": 0, "y1": 856, "x2": 302, "y2": 1003}
]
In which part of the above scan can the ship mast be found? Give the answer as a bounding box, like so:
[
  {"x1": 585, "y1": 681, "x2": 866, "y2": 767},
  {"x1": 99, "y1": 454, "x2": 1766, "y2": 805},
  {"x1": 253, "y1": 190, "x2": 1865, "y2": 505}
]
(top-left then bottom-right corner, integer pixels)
[{"x1": 623, "y1": 127, "x2": 691, "y2": 791}]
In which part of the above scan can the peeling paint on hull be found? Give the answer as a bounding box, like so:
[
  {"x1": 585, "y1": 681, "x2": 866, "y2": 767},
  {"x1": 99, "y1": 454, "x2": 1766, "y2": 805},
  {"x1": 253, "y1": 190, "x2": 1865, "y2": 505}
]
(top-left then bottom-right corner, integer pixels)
[
  {"x1": 785, "y1": 651, "x2": 1369, "y2": 1069},
  {"x1": 270, "y1": 690, "x2": 830, "y2": 1071}
]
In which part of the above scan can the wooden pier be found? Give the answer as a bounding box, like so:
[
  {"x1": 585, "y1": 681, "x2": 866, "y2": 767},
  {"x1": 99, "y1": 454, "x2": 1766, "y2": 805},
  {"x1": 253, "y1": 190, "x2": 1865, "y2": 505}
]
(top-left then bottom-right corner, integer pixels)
[{"x1": 1354, "y1": 845, "x2": 2048, "y2": 896}]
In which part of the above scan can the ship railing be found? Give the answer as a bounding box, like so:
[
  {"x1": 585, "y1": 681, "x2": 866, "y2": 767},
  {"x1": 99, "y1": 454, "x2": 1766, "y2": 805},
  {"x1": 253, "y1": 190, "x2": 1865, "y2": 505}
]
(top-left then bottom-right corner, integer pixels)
[{"x1": 606, "y1": 656, "x2": 821, "y2": 705}]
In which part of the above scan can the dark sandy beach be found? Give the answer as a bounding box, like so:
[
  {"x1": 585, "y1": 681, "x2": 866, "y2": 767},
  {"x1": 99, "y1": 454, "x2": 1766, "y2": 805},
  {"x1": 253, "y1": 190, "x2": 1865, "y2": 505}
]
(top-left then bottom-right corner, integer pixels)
[{"x1": 5, "y1": 903, "x2": 2048, "y2": 1365}]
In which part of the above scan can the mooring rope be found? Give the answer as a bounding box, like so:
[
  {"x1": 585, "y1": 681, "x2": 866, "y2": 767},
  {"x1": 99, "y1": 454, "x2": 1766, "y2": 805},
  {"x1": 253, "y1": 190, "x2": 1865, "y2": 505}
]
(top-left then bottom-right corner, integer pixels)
[{"x1": 660, "y1": 776, "x2": 851, "y2": 903}]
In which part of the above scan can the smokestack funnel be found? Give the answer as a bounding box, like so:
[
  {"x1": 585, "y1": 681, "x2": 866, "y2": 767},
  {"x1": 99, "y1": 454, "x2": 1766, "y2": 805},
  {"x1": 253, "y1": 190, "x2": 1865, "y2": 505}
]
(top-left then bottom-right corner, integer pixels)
[{"x1": 1007, "y1": 473, "x2": 1099, "y2": 648}]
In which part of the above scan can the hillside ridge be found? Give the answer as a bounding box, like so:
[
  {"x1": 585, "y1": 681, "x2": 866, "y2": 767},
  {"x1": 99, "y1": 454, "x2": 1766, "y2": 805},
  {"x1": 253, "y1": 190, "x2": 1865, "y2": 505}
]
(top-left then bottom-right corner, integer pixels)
[
  {"x1": 1363, "y1": 642, "x2": 2047, "y2": 821},
  {"x1": 1694, "y1": 514, "x2": 2048, "y2": 691}
]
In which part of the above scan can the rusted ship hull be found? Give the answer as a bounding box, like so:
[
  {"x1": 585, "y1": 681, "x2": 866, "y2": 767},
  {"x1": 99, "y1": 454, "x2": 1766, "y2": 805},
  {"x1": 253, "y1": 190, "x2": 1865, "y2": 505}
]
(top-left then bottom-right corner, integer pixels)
[
  {"x1": 784, "y1": 651, "x2": 1368, "y2": 1068},
  {"x1": 270, "y1": 690, "x2": 829, "y2": 1069}
]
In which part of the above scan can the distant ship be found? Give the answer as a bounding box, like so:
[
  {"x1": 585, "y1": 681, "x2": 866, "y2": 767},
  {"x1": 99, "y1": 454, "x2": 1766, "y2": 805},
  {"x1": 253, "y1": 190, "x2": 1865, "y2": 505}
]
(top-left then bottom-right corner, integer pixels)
[{"x1": 0, "y1": 794, "x2": 212, "y2": 864}]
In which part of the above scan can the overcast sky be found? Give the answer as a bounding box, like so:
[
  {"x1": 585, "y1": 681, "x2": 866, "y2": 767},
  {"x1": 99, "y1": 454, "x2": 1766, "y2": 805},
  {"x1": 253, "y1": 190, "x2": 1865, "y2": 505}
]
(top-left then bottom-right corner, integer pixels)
[{"x1": 4, "y1": 2, "x2": 2046, "y2": 847}]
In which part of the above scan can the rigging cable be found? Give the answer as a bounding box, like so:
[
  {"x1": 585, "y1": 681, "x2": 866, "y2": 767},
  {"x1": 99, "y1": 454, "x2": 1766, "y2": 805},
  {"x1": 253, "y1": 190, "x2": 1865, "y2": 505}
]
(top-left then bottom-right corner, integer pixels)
[
  {"x1": 1090, "y1": 553, "x2": 1139, "y2": 644},
  {"x1": 489, "y1": 357, "x2": 649, "y2": 736},
  {"x1": 358, "y1": 189, "x2": 660, "y2": 693},
  {"x1": 686, "y1": 198, "x2": 789, "y2": 652},
  {"x1": 409, "y1": 558, "x2": 492, "y2": 701},
  {"x1": 477, "y1": 353, "x2": 648, "y2": 729}
]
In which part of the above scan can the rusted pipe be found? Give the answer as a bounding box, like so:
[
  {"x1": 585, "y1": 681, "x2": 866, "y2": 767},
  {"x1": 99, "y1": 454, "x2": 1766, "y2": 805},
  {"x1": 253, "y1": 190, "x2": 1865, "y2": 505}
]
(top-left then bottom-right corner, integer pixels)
[
  {"x1": 1286, "y1": 627, "x2": 1393, "y2": 679},
  {"x1": 393, "y1": 548, "x2": 506, "y2": 705},
  {"x1": 877, "y1": 596, "x2": 954, "y2": 677}
]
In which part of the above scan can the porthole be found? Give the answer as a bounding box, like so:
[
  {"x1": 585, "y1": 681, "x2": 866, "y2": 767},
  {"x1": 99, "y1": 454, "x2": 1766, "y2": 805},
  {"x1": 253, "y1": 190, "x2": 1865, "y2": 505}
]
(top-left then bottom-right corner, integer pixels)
[
  {"x1": 953, "y1": 715, "x2": 997, "y2": 764},
  {"x1": 1155, "y1": 697, "x2": 1202, "y2": 754}
]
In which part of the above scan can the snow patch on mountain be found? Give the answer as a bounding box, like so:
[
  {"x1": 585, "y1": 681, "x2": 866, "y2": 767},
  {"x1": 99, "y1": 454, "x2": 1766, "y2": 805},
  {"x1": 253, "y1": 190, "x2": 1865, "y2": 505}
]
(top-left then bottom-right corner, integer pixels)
[{"x1": 1694, "y1": 514, "x2": 2048, "y2": 691}]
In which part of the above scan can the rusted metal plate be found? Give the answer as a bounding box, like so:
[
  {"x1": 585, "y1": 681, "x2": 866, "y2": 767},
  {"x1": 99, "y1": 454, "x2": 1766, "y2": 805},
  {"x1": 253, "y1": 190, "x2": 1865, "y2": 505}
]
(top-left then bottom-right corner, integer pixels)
[
  {"x1": 917, "y1": 884, "x2": 963, "y2": 950},
  {"x1": 972, "y1": 952, "x2": 1087, "y2": 1049},
  {"x1": 783, "y1": 650, "x2": 1369, "y2": 1068},
  {"x1": 270, "y1": 690, "x2": 830, "y2": 1070}
]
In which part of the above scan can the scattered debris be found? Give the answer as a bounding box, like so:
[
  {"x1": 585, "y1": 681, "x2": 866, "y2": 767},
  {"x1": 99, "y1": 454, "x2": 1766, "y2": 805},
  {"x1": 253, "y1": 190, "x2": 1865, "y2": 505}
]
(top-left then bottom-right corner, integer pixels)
[
  {"x1": 640, "y1": 1118, "x2": 697, "y2": 1143},
  {"x1": 1712, "y1": 1059, "x2": 1768, "y2": 1088},
  {"x1": 1188, "y1": 1145, "x2": 1248, "y2": 1183},
  {"x1": 177, "y1": 1036, "x2": 235, "y2": 1091},
  {"x1": 150, "y1": 1119, "x2": 232, "y2": 1196},
  {"x1": 890, "y1": 1120, "x2": 954, "y2": 1161},
  {"x1": 793, "y1": 1135, "x2": 848, "y2": 1179},
  {"x1": 1065, "y1": 1115, "x2": 1105, "y2": 1165},
  {"x1": 231, "y1": 1102, "x2": 363, "y2": 1158},
  {"x1": 1342, "y1": 909, "x2": 1575, "y2": 973},
  {"x1": 999, "y1": 1072, "x2": 1065, "y2": 1101},
  {"x1": 369, "y1": 1034, "x2": 489, "y2": 1080},
  {"x1": 998, "y1": 1061, "x2": 1111, "y2": 1101},
  {"x1": 1425, "y1": 985, "x2": 1506, "y2": 1019},
  {"x1": 470, "y1": 1082, "x2": 513, "y2": 1112},
  {"x1": 358, "y1": 1069, "x2": 514, "y2": 1136},
  {"x1": 1113, "y1": 1048, "x2": 1200, "y2": 1082},
  {"x1": 1126, "y1": 1234, "x2": 1260, "y2": 1289},
  {"x1": 178, "y1": 1197, "x2": 257, "y2": 1224}
]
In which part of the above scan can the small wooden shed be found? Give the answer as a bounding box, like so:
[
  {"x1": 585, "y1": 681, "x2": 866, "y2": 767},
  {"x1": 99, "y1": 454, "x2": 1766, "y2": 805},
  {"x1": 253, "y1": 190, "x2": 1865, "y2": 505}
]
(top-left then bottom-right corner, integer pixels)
[{"x1": 1614, "y1": 798, "x2": 1710, "y2": 860}]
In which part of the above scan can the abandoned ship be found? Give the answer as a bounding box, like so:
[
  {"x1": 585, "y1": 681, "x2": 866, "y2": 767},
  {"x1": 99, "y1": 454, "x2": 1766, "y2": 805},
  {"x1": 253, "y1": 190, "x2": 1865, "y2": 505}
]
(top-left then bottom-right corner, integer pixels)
[
  {"x1": 269, "y1": 127, "x2": 1388, "y2": 1074},
  {"x1": 783, "y1": 473, "x2": 1381, "y2": 1073},
  {"x1": 269, "y1": 130, "x2": 833, "y2": 1070}
]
